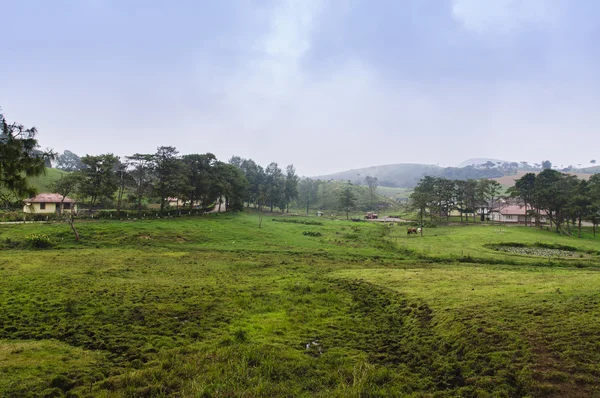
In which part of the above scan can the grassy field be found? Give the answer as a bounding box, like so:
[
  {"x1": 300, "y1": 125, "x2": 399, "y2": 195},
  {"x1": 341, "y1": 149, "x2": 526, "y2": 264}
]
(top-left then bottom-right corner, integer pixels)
[{"x1": 1, "y1": 213, "x2": 600, "y2": 397}]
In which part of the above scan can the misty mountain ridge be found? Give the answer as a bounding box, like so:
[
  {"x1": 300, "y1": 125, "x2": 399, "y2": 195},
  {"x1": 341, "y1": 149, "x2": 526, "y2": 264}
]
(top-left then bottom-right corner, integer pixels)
[
  {"x1": 314, "y1": 159, "x2": 599, "y2": 188},
  {"x1": 457, "y1": 158, "x2": 510, "y2": 168}
]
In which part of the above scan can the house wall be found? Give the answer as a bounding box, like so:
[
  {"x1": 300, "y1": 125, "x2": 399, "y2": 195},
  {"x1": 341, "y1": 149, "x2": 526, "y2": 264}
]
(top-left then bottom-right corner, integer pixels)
[
  {"x1": 23, "y1": 203, "x2": 77, "y2": 214},
  {"x1": 490, "y1": 212, "x2": 547, "y2": 224}
]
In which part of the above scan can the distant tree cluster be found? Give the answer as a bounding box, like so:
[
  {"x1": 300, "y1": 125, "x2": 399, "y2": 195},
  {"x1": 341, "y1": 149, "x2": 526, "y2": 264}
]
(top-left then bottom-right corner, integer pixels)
[
  {"x1": 1, "y1": 108, "x2": 301, "y2": 216},
  {"x1": 409, "y1": 177, "x2": 503, "y2": 225},
  {"x1": 507, "y1": 171, "x2": 600, "y2": 237},
  {"x1": 227, "y1": 156, "x2": 299, "y2": 212},
  {"x1": 50, "y1": 149, "x2": 300, "y2": 216}
]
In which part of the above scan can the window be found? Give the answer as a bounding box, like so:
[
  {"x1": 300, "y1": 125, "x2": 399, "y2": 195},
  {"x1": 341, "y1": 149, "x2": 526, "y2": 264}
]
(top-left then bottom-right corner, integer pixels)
[
  {"x1": 40, "y1": 203, "x2": 46, "y2": 210},
  {"x1": 63, "y1": 202, "x2": 71, "y2": 209}
]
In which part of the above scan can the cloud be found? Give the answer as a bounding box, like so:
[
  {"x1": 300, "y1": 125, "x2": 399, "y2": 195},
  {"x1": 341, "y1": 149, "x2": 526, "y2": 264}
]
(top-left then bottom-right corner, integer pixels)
[
  {"x1": 451, "y1": 0, "x2": 559, "y2": 33},
  {"x1": 221, "y1": 0, "x2": 324, "y2": 130}
]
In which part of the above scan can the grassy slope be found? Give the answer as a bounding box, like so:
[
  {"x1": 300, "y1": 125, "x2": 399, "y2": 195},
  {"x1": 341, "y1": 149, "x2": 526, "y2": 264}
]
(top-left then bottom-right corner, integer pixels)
[
  {"x1": 1, "y1": 214, "x2": 600, "y2": 396},
  {"x1": 1, "y1": 168, "x2": 67, "y2": 200},
  {"x1": 376, "y1": 186, "x2": 412, "y2": 199}
]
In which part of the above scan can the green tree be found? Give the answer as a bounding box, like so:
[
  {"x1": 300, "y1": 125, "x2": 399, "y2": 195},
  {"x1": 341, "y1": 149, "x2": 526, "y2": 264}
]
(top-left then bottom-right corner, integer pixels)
[
  {"x1": 541, "y1": 160, "x2": 552, "y2": 170},
  {"x1": 78, "y1": 154, "x2": 119, "y2": 212},
  {"x1": 284, "y1": 165, "x2": 299, "y2": 213},
  {"x1": 586, "y1": 174, "x2": 600, "y2": 237},
  {"x1": 50, "y1": 173, "x2": 81, "y2": 214},
  {"x1": 338, "y1": 184, "x2": 357, "y2": 219},
  {"x1": 411, "y1": 176, "x2": 436, "y2": 222},
  {"x1": 114, "y1": 158, "x2": 133, "y2": 214},
  {"x1": 534, "y1": 169, "x2": 576, "y2": 233},
  {"x1": 214, "y1": 162, "x2": 248, "y2": 212},
  {"x1": 152, "y1": 147, "x2": 188, "y2": 213},
  {"x1": 567, "y1": 180, "x2": 591, "y2": 238},
  {"x1": 0, "y1": 111, "x2": 54, "y2": 198},
  {"x1": 463, "y1": 179, "x2": 479, "y2": 223},
  {"x1": 239, "y1": 158, "x2": 265, "y2": 209},
  {"x1": 298, "y1": 179, "x2": 318, "y2": 215},
  {"x1": 126, "y1": 153, "x2": 155, "y2": 216},
  {"x1": 364, "y1": 176, "x2": 378, "y2": 208},
  {"x1": 478, "y1": 179, "x2": 502, "y2": 221},
  {"x1": 507, "y1": 173, "x2": 536, "y2": 226},
  {"x1": 265, "y1": 162, "x2": 285, "y2": 212},
  {"x1": 438, "y1": 178, "x2": 456, "y2": 220},
  {"x1": 453, "y1": 180, "x2": 467, "y2": 223},
  {"x1": 183, "y1": 153, "x2": 217, "y2": 211}
]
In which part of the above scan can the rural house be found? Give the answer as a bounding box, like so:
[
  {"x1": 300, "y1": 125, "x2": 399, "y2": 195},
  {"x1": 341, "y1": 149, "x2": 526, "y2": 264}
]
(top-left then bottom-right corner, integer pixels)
[
  {"x1": 23, "y1": 193, "x2": 77, "y2": 214},
  {"x1": 489, "y1": 205, "x2": 547, "y2": 224}
]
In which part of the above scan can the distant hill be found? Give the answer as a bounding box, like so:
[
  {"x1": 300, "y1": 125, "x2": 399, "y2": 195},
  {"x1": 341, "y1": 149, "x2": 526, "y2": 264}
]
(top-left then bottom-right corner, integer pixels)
[
  {"x1": 457, "y1": 158, "x2": 512, "y2": 168},
  {"x1": 314, "y1": 163, "x2": 442, "y2": 188},
  {"x1": 314, "y1": 162, "x2": 513, "y2": 188}
]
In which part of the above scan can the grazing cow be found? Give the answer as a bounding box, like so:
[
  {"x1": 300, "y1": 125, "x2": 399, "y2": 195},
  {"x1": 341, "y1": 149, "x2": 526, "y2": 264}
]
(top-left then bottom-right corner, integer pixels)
[
  {"x1": 417, "y1": 227, "x2": 422, "y2": 234},
  {"x1": 407, "y1": 228, "x2": 417, "y2": 235}
]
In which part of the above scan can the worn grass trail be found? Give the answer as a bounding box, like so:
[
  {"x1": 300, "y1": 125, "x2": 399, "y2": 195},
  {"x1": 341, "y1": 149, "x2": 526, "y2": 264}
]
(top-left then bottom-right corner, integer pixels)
[{"x1": 1, "y1": 214, "x2": 599, "y2": 396}]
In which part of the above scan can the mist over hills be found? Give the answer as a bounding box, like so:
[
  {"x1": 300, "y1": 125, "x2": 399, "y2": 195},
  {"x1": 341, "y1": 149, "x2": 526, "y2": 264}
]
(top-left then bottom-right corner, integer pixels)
[
  {"x1": 457, "y1": 158, "x2": 509, "y2": 168},
  {"x1": 314, "y1": 159, "x2": 600, "y2": 188}
]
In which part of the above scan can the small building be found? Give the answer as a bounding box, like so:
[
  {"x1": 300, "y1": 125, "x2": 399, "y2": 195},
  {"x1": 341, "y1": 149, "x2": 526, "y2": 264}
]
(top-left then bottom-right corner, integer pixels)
[
  {"x1": 168, "y1": 197, "x2": 184, "y2": 208},
  {"x1": 23, "y1": 193, "x2": 77, "y2": 214},
  {"x1": 489, "y1": 205, "x2": 547, "y2": 224}
]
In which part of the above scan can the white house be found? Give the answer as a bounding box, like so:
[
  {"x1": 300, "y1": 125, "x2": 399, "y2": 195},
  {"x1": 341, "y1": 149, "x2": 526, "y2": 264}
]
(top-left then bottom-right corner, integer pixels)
[{"x1": 489, "y1": 205, "x2": 547, "y2": 224}]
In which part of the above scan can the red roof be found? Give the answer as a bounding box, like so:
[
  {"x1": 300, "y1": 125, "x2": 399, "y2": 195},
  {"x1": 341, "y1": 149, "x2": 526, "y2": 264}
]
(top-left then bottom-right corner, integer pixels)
[
  {"x1": 23, "y1": 193, "x2": 76, "y2": 203},
  {"x1": 491, "y1": 205, "x2": 547, "y2": 216}
]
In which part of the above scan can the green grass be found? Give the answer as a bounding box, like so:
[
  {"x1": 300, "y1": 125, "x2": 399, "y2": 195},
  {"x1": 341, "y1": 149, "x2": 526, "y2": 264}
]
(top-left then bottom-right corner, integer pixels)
[
  {"x1": 1, "y1": 213, "x2": 600, "y2": 397},
  {"x1": 376, "y1": 186, "x2": 412, "y2": 199},
  {"x1": 0, "y1": 168, "x2": 67, "y2": 201}
]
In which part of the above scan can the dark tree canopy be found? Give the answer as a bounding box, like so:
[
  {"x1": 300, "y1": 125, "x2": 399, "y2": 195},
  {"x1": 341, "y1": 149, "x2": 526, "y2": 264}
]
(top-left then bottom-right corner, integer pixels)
[{"x1": 0, "y1": 111, "x2": 54, "y2": 198}]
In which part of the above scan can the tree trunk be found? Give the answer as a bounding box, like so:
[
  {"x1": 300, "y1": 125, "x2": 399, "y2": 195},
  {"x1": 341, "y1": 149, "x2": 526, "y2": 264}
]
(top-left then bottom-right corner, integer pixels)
[
  {"x1": 68, "y1": 217, "x2": 80, "y2": 241},
  {"x1": 578, "y1": 218, "x2": 582, "y2": 238},
  {"x1": 306, "y1": 196, "x2": 309, "y2": 215}
]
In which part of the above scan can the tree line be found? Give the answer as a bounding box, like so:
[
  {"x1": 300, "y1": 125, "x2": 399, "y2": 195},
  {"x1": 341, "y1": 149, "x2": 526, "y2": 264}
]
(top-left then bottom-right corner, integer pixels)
[
  {"x1": 409, "y1": 172, "x2": 600, "y2": 237},
  {"x1": 1, "y1": 110, "x2": 303, "y2": 215},
  {"x1": 409, "y1": 177, "x2": 503, "y2": 225},
  {"x1": 507, "y1": 170, "x2": 600, "y2": 237},
  {"x1": 51, "y1": 150, "x2": 301, "y2": 216}
]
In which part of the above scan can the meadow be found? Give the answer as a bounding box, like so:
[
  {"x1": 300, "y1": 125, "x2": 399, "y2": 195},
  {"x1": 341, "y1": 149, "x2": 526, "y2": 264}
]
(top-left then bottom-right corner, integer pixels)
[{"x1": 1, "y1": 213, "x2": 599, "y2": 397}]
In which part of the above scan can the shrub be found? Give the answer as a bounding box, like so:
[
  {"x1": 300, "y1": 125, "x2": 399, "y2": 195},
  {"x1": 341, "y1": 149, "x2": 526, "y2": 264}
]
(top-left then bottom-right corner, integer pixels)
[
  {"x1": 302, "y1": 231, "x2": 322, "y2": 237},
  {"x1": 272, "y1": 218, "x2": 324, "y2": 226},
  {"x1": 25, "y1": 233, "x2": 53, "y2": 249}
]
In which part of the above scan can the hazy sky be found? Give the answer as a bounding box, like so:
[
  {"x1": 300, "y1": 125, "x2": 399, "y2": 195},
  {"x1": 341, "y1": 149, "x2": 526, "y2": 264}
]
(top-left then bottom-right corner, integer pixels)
[{"x1": 2, "y1": 0, "x2": 599, "y2": 176}]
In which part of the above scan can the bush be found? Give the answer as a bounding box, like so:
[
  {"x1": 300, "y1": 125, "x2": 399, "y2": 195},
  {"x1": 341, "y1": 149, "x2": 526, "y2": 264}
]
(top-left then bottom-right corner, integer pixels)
[
  {"x1": 302, "y1": 231, "x2": 322, "y2": 237},
  {"x1": 25, "y1": 233, "x2": 53, "y2": 249},
  {"x1": 273, "y1": 218, "x2": 323, "y2": 226}
]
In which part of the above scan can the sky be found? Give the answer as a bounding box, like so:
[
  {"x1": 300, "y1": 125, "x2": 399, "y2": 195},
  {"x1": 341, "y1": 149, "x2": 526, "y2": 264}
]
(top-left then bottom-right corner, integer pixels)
[{"x1": 2, "y1": 0, "x2": 599, "y2": 176}]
